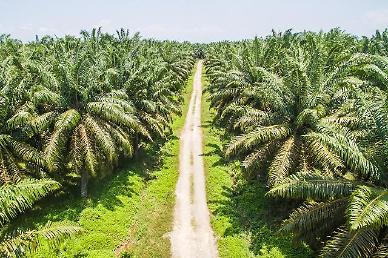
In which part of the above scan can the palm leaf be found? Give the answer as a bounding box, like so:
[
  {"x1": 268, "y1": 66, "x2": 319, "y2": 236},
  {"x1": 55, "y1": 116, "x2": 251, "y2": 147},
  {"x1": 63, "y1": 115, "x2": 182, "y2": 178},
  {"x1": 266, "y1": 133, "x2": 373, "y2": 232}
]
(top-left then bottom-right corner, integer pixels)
[
  {"x1": 268, "y1": 136, "x2": 295, "y2": 186},
  {"x1": 306, "y1": 130, "x2": 378, "y2": 180},
  {"x1": 87, "y1": 102, "x2": 151, "y2": 139},
  {"x1": 348, "y1": 185, "x2": 388, "y2": 230},
  {"x1": 84, "y1": 116, "x2": 117, "y2": 163},
  {"x1": 267, "y1": 172, "x2": 356, "y2": 200},
  {"x1": 0, "y1": 179, "x2": 61, "y2": 226},
  {"x1": 78, "y1": 124, "x2": 97, "y2": 177},
  {"x1": 226, "y1": 124, "x2": 290, "y2": 158},
  {"x1": 0, "y1": 222, "x2": 82, "y2": 258},
  {"x1": 321, "y1": 227, "x2": 378, "y2": 258},
  {"x1": 282, "y1": 198, "x2": 348, "y2": 235},
  {"x1": 8, "y1": 140, "x2": 45, "y2": 167},
  {"x1": 307, "y1": 136, "x2": 344, "y2": 171},
  {"x1": 44, "y1": 130, "x2": 68, "y2": 172}
]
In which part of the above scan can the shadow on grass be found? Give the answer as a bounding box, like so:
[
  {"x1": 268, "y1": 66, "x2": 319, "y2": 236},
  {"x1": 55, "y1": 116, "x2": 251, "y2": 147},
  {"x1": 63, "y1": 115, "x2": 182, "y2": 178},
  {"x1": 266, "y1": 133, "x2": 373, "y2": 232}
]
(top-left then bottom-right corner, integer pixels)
[
  {"x1": 202, "y1": 143, "x2": 223, "y2": 156},
  {"x1": 201, "y1": 119, "x2": 213, "y2": 129},
  {"x1": 205, "y1": 140, "x2": 313, "y2": 257},
  {"x1": 9, "y1": 137, "x2": 171, "y2": 232}
]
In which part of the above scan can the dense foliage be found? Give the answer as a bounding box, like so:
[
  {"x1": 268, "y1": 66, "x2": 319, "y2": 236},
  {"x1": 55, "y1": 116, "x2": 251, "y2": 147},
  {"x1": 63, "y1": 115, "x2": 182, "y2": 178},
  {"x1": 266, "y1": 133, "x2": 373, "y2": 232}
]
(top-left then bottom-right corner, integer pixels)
[
  {"x1": 0, "y1": 28, "x2": 194, "y2": 256},
  {"x1": 4, "y1": 26, "x2": 388, "y2": 257},
  {"x1": 0, "y1": 179, "x2": 82, "y2": 257},
  {"x1": 205, "y1": 28, "x2": 388, "y2": 257}
]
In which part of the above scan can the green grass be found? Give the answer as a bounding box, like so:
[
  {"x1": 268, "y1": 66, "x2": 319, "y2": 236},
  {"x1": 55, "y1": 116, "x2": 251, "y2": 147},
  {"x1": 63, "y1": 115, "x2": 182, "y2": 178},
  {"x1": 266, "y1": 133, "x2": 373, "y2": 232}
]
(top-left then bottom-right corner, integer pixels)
[
  {"x1": 18, "y1": 155, "x2": 146, "y2": 258},
  {"x1": 13, "y1": 68, "x2": 196, "y2": 258},
  {"x1": 201, "y1": 66, "x2": 313, "y2": 258},
  {"x1": 121, "y1": 67, "x2": 194, "y2": 258}
]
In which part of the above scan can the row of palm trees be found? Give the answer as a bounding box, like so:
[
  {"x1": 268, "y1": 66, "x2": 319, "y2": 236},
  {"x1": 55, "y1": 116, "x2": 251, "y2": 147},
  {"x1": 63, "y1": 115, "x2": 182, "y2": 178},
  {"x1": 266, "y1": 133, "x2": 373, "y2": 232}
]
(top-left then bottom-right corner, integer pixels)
[
  {"x1": 204, "y1": 28, "x2": 388, "y2": 257},
  {"x1": 0, "y1": 28, "x2": 194, "y2": 257}
]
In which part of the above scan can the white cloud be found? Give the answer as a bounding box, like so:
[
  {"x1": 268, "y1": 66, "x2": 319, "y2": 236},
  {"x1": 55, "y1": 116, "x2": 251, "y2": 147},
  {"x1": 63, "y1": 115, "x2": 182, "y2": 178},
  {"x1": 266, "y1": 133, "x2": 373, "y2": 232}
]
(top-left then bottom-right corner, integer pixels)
[
  {"x1": 138, "y1": 24, "x2": 224, "y2": 40},
  {"x1": 19, "y1": 24, "x2": 33, "y2": 31},
  {"x1": 94, "y1": 19, "x2": 112, "y2": 28},
  {"x1": 192, "y1": 26, "x2": 224, "y2": 33},
  {"x1": 38, "y1": 27, "x2": 49, "y2": 33},
  {"x1": 365, "y1": 9, "x2": 388, "y2": 25},
  {"x1": 140, "y1": 24, "x2": 170, "y2": 34},
  {"x1": 138, "y1": 24, "x2": 225, "y2": 42}
]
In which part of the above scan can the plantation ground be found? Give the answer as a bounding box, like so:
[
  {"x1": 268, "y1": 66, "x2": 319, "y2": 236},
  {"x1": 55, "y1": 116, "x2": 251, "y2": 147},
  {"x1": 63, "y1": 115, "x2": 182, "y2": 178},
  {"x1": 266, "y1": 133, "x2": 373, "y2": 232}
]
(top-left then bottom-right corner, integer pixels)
[
  {"x1": 15, "y1": 63, "x2": 313, "y2": 258},
  {"x1": 170, "y1": 61, "x2": 218, "y2": 258}
]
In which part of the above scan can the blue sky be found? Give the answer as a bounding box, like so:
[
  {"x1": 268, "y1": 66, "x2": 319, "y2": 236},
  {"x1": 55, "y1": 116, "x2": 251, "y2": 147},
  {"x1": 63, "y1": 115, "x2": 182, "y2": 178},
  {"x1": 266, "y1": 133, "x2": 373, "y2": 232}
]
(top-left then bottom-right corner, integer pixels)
[{"x1": 1, "y1": 0, "x2": 387, "y2": 42}]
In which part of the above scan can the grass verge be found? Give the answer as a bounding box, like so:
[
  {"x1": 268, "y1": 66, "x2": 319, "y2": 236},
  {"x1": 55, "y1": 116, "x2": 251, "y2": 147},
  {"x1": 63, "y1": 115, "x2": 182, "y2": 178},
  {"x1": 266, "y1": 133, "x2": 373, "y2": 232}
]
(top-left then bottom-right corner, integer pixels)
[
  {"x1": 14, "y1": 67, "x2": 195, "y2": 258},
  {"x1": 121, "y1": 66, "x2": 194, "y2": 257},
  {"x1": 201, "y1": 66, "x2": 313, "y2": 258}
]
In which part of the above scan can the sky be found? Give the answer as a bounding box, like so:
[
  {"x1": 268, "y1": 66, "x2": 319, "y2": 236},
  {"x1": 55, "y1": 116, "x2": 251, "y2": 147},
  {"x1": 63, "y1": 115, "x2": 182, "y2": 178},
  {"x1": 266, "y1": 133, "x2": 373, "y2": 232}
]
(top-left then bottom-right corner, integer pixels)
[{"x1": 0, "y1": 0, "x2": 388, "y2": 42}]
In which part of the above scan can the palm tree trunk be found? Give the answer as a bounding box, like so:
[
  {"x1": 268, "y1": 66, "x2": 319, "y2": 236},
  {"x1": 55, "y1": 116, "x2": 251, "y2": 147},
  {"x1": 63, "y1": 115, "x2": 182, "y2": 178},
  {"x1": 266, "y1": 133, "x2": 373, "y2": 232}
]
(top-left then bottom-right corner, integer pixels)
[
  {"x1": 81, "y1": 170, "x2": 89, "y2": 198},
  {"x1": 133, "y1": 134, "x2": 140, "y2": 156}
]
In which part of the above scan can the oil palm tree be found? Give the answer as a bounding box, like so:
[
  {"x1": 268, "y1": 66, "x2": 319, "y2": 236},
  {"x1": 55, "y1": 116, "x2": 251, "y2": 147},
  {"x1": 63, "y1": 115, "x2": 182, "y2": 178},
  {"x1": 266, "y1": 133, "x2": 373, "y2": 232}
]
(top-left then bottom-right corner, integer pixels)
[
  {"x1": 0, "y1": 178, "x2": 82, "y2": 257},
  {"x1": 267, "y1": 172, "x2": 388, "y2": 258},
  {"x1": 10, "y1": 30, "x2": 194, "y2": 197},
  {"x1": 205, "y1": 30, "x2": 388, "y2": 257},
  {"x1": 0, "y1": 94, "x2": 45, "y2": 184},
  {"x1": 19, "y1": 46, "x2": 150, "y2": 197},
  {"x1": 208, "y1": 40, "x2": 377, "y2": 185}
]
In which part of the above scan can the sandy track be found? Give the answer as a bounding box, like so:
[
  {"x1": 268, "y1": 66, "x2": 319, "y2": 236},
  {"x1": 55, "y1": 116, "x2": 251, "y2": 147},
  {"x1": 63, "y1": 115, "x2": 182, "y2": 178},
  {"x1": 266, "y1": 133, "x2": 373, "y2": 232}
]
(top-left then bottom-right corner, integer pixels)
[{"x1": 170, "y1": 61, "x2": 218, "y2": 258}]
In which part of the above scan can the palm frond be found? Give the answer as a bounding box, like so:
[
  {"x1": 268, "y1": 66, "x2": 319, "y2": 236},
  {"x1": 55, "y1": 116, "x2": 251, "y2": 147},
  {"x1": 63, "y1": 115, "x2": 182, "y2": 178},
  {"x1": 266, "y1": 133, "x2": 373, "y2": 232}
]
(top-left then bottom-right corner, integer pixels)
[
  {"x1": 78, "y1": 124, "x2": 97, "y2": 177},
  {"x1": 348, "y1": 185, "x2": 388, "y2": 230},
  {"x1": 282, "y1": 198, "x2": 348, "y2": 235},
  {"x1": 267, "y1": 172, "x2": 356, "y2": 200},
  {"x1": 0, "y1": 179, "x2": 61, "y2": 226},
  {"x1": 87, "y1": 102, "x2": 151, "y2": 140},
  {"x1": 320, "y1": 227, "x2": 378, "y2": 258},
  {"x1": 307, "y1": 136, "x2": 344, "y2": 171},
  {"x1": 268, "y1": 136, "x2": 295, "y2": 186},
  {"x1": 306, "y1": 130, "x2": 378, "y2": 180},
  {"x1": 0, "y1": 222, "x2": 82, "y2": 258},
  {"x1": 226, "y1": 124, "x2": 290, "y2": 158},
  {"x1": 44, "y1": 130, "x2": 68, "y2": 172},
  {"x1": 8, "y1": 140, "x2": 45, "y2": 167},
  {"x1": 84, "y1": 115, "x2": 117, "y2": 163}
]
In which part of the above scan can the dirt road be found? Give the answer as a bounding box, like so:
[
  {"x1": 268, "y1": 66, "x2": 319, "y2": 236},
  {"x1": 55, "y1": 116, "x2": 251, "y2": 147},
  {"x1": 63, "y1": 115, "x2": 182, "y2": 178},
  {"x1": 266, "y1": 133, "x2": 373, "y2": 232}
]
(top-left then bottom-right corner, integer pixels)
[{"x1": 170, "y1": 61, "x2": 218, "y2": 258}]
